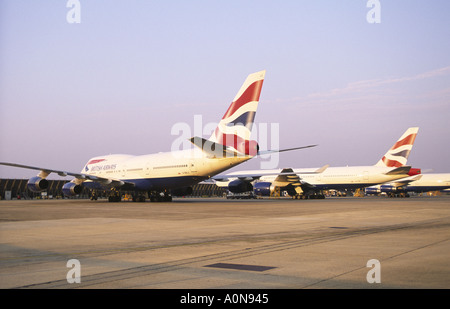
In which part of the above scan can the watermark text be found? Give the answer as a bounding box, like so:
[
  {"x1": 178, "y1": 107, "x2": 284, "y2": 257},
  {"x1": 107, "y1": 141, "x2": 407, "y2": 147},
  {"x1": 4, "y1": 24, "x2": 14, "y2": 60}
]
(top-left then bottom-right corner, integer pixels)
[
  {"x1": 366, "y1": 0, "x2": 381, "y2": 24},
  {"x1": 66, "y1": 0, "x2": 81, "y2": 24},
  {"x1": 366, "y1": 259, "x2": 381, "y2": 283},
  {"x1": 66, "y1": 259, "x2": 81, "y2": 283}
]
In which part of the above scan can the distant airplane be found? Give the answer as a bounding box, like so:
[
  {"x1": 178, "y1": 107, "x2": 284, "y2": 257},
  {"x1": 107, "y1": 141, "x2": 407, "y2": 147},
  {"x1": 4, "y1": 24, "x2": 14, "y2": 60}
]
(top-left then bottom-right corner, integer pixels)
[
  {"x1": 0, "y1": 70, "x2": 313, "y2": 202},
  {"x1": 214, "y1": 127, "x2": 420, "y2": 199},
  {"x1": 365, "y1": 173, "x2": 450, "y2": 197}
]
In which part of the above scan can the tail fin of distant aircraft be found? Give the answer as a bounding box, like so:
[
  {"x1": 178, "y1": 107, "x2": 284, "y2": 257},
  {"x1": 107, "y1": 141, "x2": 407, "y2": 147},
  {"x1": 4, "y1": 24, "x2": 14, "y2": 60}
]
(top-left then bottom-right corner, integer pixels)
[
  {"x1": 207, "y1": 70, "x2": 265, "y2": 156},
  {"x1": 375, "y1": 127, "x2": 419, "y2": 167}
]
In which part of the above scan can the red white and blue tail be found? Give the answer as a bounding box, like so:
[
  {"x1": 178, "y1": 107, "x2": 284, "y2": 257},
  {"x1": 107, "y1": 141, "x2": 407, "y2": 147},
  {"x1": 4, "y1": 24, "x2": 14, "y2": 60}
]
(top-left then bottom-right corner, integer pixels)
[
  {"x1": 375, "y1": 127, "x2": 419, "y2": 167},
  {"x1": 208, "y1": 70, "x2": 265, "y2": 156}
]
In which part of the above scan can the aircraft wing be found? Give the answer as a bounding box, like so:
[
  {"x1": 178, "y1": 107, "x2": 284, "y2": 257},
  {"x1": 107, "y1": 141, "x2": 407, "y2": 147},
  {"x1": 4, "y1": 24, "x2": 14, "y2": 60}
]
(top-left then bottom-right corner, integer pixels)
[
  {"x1": 385, "y1": 174, "x2": 423, "y2": 188},
  {"x1": 271, "y1": 168, "x2": 302, "y2": 187},
  {"x1": 296, "y1": 179, "x2": 317, "y2": 190},
  {"x1": 212, "y1": 165, "x2": 329, "y2": 182},
  {"x1": 267, "y1": 168, "x2": 326, "y2": 197},
  {"x1": 0, "y1": 162, "x2": 131, "y2": 188}
]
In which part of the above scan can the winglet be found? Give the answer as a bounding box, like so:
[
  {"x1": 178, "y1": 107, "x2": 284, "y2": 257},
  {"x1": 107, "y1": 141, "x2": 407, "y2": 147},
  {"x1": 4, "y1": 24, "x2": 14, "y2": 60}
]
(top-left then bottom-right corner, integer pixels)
[{"x1": 314, "y1": 164, "x2": 329, "y2": 173}]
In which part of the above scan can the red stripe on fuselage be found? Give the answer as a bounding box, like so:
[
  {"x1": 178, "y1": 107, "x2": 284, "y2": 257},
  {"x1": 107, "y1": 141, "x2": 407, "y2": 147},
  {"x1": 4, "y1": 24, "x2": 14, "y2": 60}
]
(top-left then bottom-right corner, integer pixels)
[{"x1": 87, "y1": 159, "x2": 105, "y2": 165}]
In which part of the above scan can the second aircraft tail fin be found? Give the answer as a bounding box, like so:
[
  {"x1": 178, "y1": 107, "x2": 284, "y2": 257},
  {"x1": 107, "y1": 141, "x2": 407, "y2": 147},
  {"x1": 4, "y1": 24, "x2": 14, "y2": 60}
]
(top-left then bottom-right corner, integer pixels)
[{"x1": 375, "y1": 127, "x2": 419, "y2": 167}]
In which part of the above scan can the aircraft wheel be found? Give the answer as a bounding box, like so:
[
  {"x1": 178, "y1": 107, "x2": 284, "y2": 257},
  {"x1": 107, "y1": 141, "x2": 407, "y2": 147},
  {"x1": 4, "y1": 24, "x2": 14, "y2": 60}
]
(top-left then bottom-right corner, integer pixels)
[{"x1": 108, "y1": 195, "x2": 121, "y2": 202}]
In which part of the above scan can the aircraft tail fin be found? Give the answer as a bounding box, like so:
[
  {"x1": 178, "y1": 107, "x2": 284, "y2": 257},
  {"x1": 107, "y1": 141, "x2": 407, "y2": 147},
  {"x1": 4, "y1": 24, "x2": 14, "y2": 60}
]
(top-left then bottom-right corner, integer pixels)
[
  {"x1": 375, "y1": 127, "x2": 419, "y2": 167},
  {"x1": 208, "y1": 70, "x2": 265, "y2": 156}
]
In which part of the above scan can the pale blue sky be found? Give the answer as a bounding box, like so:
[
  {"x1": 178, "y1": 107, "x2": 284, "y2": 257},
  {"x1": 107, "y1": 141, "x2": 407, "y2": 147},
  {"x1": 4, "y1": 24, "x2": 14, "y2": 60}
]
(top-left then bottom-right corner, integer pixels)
[{"x1": 1, "y1": 0, "x2": 449, "y2": 178}]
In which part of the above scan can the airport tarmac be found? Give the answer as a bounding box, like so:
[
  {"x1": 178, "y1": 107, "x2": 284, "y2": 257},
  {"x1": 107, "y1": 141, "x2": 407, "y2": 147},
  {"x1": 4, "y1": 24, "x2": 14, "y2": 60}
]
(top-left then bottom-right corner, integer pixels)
[{"x1": 0, "y1": 196, "x2": 449, "y2": 290}]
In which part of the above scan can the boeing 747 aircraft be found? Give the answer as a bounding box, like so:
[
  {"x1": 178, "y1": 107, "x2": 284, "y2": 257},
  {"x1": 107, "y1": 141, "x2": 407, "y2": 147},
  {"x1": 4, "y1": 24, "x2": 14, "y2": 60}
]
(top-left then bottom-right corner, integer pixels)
[
  {"x1": 0, "y1": 70, "x2": 313, "y2": 202},
  {"x1": 214, "y1": 127, "x2": 420, "y2": 199}
]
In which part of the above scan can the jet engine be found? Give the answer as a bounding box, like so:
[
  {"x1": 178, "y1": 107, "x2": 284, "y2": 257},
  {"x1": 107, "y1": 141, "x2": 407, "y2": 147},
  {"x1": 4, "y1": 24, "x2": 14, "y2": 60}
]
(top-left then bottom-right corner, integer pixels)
[
  {"x1": 364, "y1": 187, "x2": 381, "y2": 195},
  {"x1": 253, "y1": 182, "x2": 273, "y2": 196},
  {"x1": 62, "y1": 182, "x2": 83, "y2": 196},
  {"x1": 27, "y1": 176, "x2": 49, "y2": 192},
  {"x1": 380, "y1": 184, "x2": 397, "y2": 193},
  {"x1": 380, "y1": 184, "x2": 409, "y2": 197},
  {"x1": 228, "y1": 179, "x2": 253, "y2": 193}
]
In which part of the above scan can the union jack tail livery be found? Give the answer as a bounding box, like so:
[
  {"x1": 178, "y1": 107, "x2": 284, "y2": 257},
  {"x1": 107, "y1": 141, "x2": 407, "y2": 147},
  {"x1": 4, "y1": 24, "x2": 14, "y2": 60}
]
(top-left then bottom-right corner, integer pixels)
[
  {"x1": 375, "y1": 127, "x2": 419, "y2": 167},
  {"x1": 208, "y1": 70, "x2": 265, "y2": 156}
]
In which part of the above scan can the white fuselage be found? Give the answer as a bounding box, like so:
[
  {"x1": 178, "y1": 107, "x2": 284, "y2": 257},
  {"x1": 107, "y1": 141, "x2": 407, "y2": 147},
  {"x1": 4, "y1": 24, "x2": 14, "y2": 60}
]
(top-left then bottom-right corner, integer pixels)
[
  {"x1": 82, "y1": 148, "x2": 252, "y2": 191},
  {"x1": 222, "y1": 165, "x2": 412, "y2": 190},
  {"x1": 399, "y1": 173, "x2": 450, "y2": 192}
]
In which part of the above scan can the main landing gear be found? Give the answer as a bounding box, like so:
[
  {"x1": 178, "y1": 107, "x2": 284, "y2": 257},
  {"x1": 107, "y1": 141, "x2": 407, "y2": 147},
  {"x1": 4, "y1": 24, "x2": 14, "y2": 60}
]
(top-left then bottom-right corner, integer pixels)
[
  {"x1": 149, "y1": 191, "x2": 172, "y2": 202},
  {"x1": 108, "y1": 189, "x2": 122, "y2": 202},
  {"x1": 292, "y1": 193, "x2": 325, "y2": 199},
  {"x1": 105, "y1": 189, "x2": 173, "y2": 203}
]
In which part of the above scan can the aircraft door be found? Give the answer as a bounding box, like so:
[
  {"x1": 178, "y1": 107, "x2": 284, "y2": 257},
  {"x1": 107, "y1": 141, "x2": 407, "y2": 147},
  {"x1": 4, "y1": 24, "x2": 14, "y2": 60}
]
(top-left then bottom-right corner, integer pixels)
[
  {"x1": 189, "y1": 159, "x2": 197, "y2": 173},
  {"x1": 145, "y1": 162, "x2": 151, "y2": 176}
]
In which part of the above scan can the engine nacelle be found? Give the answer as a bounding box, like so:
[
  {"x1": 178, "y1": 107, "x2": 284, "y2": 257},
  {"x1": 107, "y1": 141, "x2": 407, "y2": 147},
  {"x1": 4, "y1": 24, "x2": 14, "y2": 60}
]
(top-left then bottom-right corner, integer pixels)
[
  {"x1": 228, "y1": 179, "x2": 253, "y2": 193},
  {"x1": 365, "y1": 187, "x2": 380, "y2": 195},
  {"x1": 27, "y1": 176, "x2": 49, "y2": 192},
  {"x1": 380, "y1": 185, "x2": 396, "y2": 193},
  {"x1": 237, "y1": 140, "x2": 259, "y2": 156},
  {"x1": 171, "y1": 186, "x2": 193, "y2": 196},
  {"x1": 253, "y1": 182, "x2": 272, "y2": 196},
  {"x1": 62, "y1": 182, "x2": 83, "y2": 196}
]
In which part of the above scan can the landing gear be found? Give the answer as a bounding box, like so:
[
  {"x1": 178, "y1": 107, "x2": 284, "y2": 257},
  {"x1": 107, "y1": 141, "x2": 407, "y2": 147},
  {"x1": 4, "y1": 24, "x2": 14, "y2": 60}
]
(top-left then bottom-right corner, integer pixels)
[
  {"x1": 292, "y1": 194, "x2": 306, "y2": 200},
  {"x1": 149, "y1": 191, "x2": 172, "y2": 202},
  {"x1": 132, "y1": 194, "x2": 146, "y2": 202},
  {"x1": 90, "y1": 191, "x2": 98, "y2": 201},
  {"x1": 388, "y1": 192, "x2": 410, "y2": 198},
  {"x1": 105, "y1": 189, "x2": 174, "y2": 203},
  {"x1": 108, "y1": 189, "x2": 121, "y2": 202},
  {"x1": 292, "y1": 193, "x2": 325, "y2": 200},
  {"x1": 308, "y1": 193, "x2": 325, "y2": 199}
]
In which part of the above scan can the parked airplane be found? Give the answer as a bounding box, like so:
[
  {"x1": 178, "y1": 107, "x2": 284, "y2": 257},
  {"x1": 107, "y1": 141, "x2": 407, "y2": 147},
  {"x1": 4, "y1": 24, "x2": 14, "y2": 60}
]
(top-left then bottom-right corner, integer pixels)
[
  {"x1": 365, "y1": 173, "x2": 450, "y2": 197},
  {"x1": 214, "y1": 127, "x2": 420, "y2": 199},
  {"x1": 0, "y1": 70, "x2": 313, "y2": 202}
]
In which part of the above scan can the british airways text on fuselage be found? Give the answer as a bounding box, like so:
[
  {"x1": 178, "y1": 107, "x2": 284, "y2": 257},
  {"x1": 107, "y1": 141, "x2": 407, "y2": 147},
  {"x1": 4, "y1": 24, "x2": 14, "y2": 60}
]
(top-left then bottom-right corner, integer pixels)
[{"x1": 87, "y1": 164, "x2": 117, "y2": 172}]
